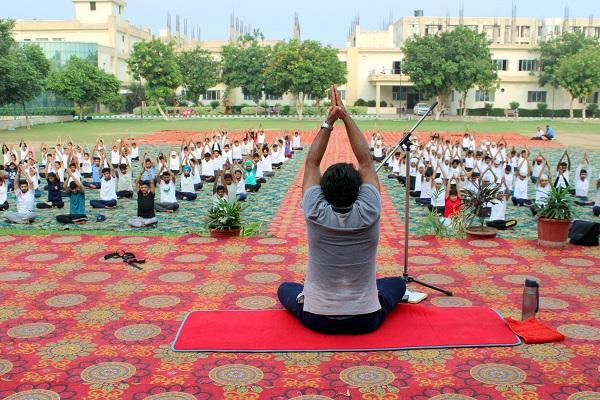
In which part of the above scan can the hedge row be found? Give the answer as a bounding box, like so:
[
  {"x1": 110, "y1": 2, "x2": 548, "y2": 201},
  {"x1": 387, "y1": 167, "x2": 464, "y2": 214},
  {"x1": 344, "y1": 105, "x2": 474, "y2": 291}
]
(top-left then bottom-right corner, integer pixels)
[
  {"x1": 464, "y1": 108, "x2": 595, "y2": 118},
  {"x1": 0, "y1": 107, "x2": 74, "y2": 116},
  {"x1": 132, "y1": 105, "x2": 369, "y2": 116}
]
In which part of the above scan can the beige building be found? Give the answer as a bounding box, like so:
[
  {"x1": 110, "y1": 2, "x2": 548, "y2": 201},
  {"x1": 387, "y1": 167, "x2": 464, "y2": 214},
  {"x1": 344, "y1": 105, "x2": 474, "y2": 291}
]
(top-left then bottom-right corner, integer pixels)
[
  {"x1": 347, "y1": 13, "x2": 600, "y2": 115},
  {"x1": 10, "y1": 2, "x2": 600, "y2": 115},
  {"x1": 12, "y1": 0, "x2": 151, "y2": 85}
]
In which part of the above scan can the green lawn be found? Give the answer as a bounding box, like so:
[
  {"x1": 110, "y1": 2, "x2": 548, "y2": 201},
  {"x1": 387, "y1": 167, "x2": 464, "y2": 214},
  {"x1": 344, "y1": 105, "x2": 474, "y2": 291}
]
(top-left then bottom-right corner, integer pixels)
[{"x1": 2, "y1": 117, "x2": 600, "y2": 145}]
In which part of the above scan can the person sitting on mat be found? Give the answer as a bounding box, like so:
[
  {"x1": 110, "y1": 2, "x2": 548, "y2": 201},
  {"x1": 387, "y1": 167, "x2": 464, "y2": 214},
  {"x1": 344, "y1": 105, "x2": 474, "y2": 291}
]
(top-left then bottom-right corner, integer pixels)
[
  {"x1": 277, "y1": 85, "x2": 406, "y2": 335},
  {"x1": 155, "y1": 169, "x2": 179, "y2": 213},
  {"x1": 128, "y1": 168, "x2": 158, "y2": 228},
  {"x1": 56, "y1": 169, "x2": 88, "y2": 225},
  {"x1": 90, "y1": 156, "x2": 117, "y2": 209},
  {"x1": 486, "y1": 178, "x2": 517, "y2": 230},
  {"x1": 36, "y1": 172, "x2": 64, "y2": 209},
  {"x1": 4, "y1": 165, "x2": 36, "y2": 224}
]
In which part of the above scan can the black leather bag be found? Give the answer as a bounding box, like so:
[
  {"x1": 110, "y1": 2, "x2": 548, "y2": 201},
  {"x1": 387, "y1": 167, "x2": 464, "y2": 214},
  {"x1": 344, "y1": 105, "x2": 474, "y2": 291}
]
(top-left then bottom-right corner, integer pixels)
[{"x1": 569, "y1": 220, "x2": 600, "y2": 246}]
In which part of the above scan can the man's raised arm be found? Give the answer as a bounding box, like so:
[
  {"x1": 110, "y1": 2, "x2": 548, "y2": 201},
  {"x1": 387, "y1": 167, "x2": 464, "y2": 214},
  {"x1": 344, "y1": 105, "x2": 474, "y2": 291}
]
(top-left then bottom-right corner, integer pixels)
[
  {"x1": 302, "y1": 86, "x2": 338, "y2": 195},
  {"x1": 333, "y1": 86, "x2": 380, "y2": 191}
]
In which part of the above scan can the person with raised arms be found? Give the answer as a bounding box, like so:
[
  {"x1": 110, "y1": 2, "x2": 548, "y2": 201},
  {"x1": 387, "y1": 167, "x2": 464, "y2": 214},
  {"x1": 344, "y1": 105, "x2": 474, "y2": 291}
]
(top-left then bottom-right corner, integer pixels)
[{"x1": 277, "y1": 85, "x2": 405, "y2": 335}]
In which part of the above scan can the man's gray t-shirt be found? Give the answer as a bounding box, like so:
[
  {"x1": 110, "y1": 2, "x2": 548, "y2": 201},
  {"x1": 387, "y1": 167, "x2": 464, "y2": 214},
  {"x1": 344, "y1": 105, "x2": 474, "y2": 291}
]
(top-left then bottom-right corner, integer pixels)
[{"x1": 302, "y1": 184, "x2": 381, "y2": 315}]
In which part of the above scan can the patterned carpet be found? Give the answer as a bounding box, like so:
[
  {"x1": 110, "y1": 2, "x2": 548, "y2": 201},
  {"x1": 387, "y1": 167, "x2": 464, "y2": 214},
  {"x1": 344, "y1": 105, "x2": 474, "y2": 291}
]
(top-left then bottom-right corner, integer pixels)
[{"x1": 1, "y1": 129, "x2": 599, "y2": 399}]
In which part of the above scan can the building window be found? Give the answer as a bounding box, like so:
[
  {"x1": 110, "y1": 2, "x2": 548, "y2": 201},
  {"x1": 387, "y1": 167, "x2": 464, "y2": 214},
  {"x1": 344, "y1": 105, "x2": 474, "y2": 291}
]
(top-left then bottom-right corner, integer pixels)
[
  {"x1": 23, "y1": 39, "x2": 31, "y2": 42},
  {"x1": 118, "y1": 6, "x2": 123, "y2": 15},
  {"x1": 519, "y1": 26, "x2": 531, "y2": 38},
  {"x1": 90, "y1": 1, "x2": 96, "y2": 11},
  {"x1": 527, "y1": 91, "x2": 547, "y2": 103},
  {"x1": 35, "y1": 38, "x2": 49, "y2": 42},
  {"x1": 265, "y1": 94, "x2": 282, "y2": 101},
  {"x1": 243, "y1": 93, "x2": 254, "y2": 101},
  {"x1": 392, "y1": 61, "x2": 402, "y2": 74},
  {"x1": 122, "y1": 35, "x2": 125, "y2": 43},
  {"x1": 475, "y1": 90, "x2": 495, "y2": 102},
  {"x1": 519, "y1": 59, "x2": 539, "y2": 71},
  {"x1": 52, "y1": 38, "x2": 65, "y2": 42},
  {"x1": 202, "y1": 90, "x2": 221, "y2": 101},
  {"x1": 392, "y1": 86, "x2": 408, "y2": 101},
  {"x1": 493, "y1": 59, "x2": 509, "y2": 71}
]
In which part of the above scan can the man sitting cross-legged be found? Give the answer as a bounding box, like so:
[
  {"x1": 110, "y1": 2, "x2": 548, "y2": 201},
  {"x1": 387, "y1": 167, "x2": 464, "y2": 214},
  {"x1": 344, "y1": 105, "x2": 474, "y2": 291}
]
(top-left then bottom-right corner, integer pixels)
[
  {"x1": 155, "y1": 169, "x2": 179, "y2": 213},
  {"x1": 128, "y1": 168, "x2": 158, "y2": 228},
  {"x1": 56, "y1": 169, "x2": 88, "y2": 225},
  {"x1": 4, "y1": 165, "x2": 36, "y2": 224},
  {"x1": 277, "y1": 85, "x2": 406, "y2": 335},
  {"x1": 90, "y1": 155, "x2": 117, "y2": 209}
]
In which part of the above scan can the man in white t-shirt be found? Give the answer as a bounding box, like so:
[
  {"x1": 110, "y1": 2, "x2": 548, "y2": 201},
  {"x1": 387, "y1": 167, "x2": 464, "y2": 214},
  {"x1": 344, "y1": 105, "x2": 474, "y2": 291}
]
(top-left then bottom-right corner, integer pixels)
[
  {"x1": 155, "y1": 170, "x2": 179, "y2": 212},
  {"x1": 486, "y1": 180, "x2": 518, "y2": 230},
  {"x1": 90, "y1": 162, "x2": 118, "y2": 209},
  {"x1": 116, "y1": 163, "x2": 134, "y2": 199},
  {"x1": 176, "y1": 165, "x2": 197, "y2": 201},
  {"x1": 5, "y1": 165, "x2": 36, "y2": 224}
]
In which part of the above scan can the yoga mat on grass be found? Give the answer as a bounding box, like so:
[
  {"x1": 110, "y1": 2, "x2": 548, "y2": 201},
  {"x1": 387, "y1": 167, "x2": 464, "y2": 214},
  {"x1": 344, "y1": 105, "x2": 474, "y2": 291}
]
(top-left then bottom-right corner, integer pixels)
[{"x1": 172, "y1": 305, "x2": 521, "y2": 352}]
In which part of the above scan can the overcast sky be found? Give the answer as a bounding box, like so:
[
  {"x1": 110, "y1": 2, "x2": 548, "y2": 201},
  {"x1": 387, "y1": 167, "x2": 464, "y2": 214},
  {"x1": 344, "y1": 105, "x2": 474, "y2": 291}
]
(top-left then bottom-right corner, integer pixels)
[{"x1": 4, "y1": 0, "x2": 600, "y2": 46}]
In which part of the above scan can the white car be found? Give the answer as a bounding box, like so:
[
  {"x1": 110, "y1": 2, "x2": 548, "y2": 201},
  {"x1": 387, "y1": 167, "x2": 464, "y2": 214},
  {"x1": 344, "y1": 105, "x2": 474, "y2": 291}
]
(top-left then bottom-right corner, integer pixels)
[{"x1": 413, "y1": 103, "x2": 432, "y2": 116}]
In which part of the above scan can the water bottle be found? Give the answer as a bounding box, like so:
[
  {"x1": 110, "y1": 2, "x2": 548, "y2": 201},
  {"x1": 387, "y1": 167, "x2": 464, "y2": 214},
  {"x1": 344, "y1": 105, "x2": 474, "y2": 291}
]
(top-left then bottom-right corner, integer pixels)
[{"x1": 522, "y1": 278, "x2": 539, "y2": 320}]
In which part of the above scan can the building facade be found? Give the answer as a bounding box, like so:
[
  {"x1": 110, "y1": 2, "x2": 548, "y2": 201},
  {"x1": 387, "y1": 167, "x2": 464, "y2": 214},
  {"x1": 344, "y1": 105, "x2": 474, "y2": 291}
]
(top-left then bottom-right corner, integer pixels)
[
  {"x1": 12, "y1": 0, "x2": 151, "y2": 85},
  {"x1": 9, "y1": 2, "x2": 600, "y2": 115},
  {"x1": 346, "y1": 14, "x2": 600, "y2": 115}
]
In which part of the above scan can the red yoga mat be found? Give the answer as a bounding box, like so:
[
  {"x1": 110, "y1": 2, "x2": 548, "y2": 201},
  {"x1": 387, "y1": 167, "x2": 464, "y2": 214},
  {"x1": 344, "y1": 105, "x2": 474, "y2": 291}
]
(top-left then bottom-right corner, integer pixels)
[{"x1": 171, "y1": 305, "x2": 520, "y2": 352}]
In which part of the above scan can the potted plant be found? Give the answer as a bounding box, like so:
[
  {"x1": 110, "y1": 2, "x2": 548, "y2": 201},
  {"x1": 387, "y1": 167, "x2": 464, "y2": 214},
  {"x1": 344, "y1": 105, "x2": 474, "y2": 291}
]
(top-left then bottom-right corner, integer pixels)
[
  {"x1": 204, "y1": 199, "x2": 243, "y2": 238},
  {"x1": 535, "y1": 187, "x2": 575, "y2": 248},
  {"x1": 461, "y1": 180, "x2": 502, "y2": 239}
]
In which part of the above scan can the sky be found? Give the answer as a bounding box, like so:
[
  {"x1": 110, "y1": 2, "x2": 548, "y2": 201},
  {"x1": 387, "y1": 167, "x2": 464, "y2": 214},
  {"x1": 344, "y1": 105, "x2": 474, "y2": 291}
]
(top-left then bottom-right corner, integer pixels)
[{"x1": 4, "y1": 0, "x2": 600, "y2": 46}]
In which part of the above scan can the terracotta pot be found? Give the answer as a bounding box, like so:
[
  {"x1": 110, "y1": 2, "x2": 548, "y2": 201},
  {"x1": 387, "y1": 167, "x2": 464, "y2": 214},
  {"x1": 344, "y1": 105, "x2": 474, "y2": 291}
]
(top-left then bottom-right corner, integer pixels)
[
  {"x1": 209, "y1": 227, "x2": 241, "y2": 238},
  {"x1": 537, "y1": 218, "x2": 570, "y2": 248},
  {"x1": 465, "y1": 226, "x2": 498, "y2": 240}
]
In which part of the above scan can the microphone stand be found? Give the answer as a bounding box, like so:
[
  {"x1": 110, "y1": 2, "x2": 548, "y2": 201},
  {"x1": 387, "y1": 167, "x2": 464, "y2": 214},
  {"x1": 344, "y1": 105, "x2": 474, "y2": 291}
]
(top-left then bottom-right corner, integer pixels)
[{"x1": 376, "y1": 102, "x2": 453, "y2": 296}]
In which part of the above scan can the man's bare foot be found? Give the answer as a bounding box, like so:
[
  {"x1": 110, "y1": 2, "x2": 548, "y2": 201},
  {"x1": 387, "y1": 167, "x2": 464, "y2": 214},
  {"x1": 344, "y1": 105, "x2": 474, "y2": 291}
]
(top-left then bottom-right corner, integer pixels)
[{"x1": 166, "y1": 210, "x2": 174, "y2": 214}]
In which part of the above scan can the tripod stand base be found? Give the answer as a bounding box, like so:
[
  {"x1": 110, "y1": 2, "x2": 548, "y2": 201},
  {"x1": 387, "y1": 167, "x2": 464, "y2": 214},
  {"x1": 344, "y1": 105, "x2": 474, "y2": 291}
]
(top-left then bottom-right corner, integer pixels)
[{"x1": 403, "y1": 274, "x2": 453, "y2": 297}]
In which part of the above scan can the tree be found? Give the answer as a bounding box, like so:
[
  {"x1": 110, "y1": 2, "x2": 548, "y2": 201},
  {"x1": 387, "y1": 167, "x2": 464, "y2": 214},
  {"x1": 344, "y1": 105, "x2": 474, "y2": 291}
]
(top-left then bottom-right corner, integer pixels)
[
  {"x1": 445, "y1": 27, "x2": 497, "y2": 116},
  {"x1": 0, "y1": 19, "x2": 15, "y2": 57},
  {"x1": 0, "y1": 19, "x2": 16, "y2": 112},
  {"x1": 266, "y1": 39, "x2": 347, "y2": 118},
  {"x1": 221, "y1": 31, "x2": 271, "y2": 106},
  {"x1": 0, "y1": 44, "x2": 50, "y2": 129},
  {"x1": 402, "y1": 26, "x2": 496, "y2": 119},
  {"x1": 47, "y1": 56, "x2": 120, "y2": 119},
  {"x1": 555, "y1": 46, "x2": 600, "y2": 119},
  {"x1": 177, "y1": 48, "x2": 219, "y2": 104},
  {"x1": 537, "y1": 32, "x2": 599, "y2": 88},
  {"x1": 128, "y1": 39, "x2": 182, "y2": 119}
]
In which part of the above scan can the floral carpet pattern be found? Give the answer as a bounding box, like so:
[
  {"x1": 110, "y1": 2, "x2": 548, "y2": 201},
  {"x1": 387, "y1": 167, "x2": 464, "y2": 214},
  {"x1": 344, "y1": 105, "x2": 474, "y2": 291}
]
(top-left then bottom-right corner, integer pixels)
[{"x1": 0, "y1": 129, "x2": 599, "y2": 399}]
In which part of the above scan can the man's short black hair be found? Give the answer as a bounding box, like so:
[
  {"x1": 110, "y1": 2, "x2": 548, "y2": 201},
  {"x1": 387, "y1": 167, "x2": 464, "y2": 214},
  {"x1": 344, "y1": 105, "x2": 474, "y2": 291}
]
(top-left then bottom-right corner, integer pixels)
[
  {"x1": 224, "y1": 173, "x2": 232, "y2": 179},
  {"x1": 216, "y1": 185, "x2": 225, "y2": 191},
  {"x1": 139, "y1": 180, "x2": 150, "y2": 186},
  {"x1": 18, "y1": 179, "x2": 27, "y2": 186},
  {"x1": 69, "y1": 181, "x2": 77, "y2": 190},
  {"x1": 320, "y1": 163, "x2": 362, "y2": 208},
  {"x1": 93, "y1": 156, "x2": 101, "y2": 161},
  {"x1": 580, "y1": 169, "x2": 587, "y2": 174},
  {"x1": 101, "y1": 167, "x2": 110, "y2": 174}
]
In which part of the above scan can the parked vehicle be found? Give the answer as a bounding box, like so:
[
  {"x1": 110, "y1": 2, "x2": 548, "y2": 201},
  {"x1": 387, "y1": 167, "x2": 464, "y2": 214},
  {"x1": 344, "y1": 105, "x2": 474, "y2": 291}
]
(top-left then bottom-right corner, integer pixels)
[{"x1": 413, "y1": 103, "x2": 432, "y2": 116}]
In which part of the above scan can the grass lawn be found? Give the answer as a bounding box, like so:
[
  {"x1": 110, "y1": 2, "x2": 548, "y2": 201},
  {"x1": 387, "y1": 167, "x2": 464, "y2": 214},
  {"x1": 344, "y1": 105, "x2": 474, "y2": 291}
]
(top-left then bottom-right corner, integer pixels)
[{"x1": 2, "y1": 117, "x2": 600, "y2": 145}]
